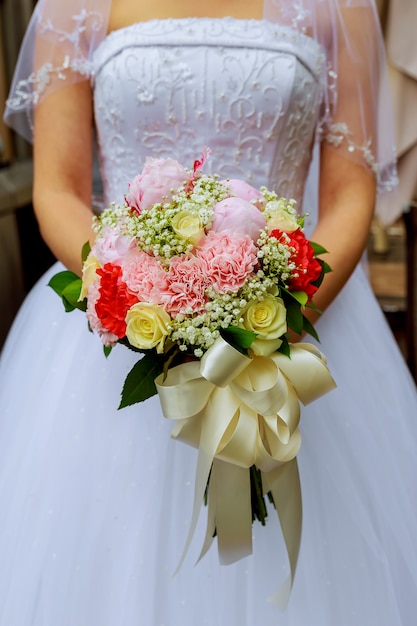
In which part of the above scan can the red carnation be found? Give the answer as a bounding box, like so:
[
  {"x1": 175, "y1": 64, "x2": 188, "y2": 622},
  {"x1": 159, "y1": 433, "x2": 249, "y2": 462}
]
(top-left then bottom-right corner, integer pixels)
[
  {"x1": 270, "y1": 228, "x2": 323, "y2": 302},
  {"x1": 95, "y1": 263, "x2": 138, "y2": 338}
]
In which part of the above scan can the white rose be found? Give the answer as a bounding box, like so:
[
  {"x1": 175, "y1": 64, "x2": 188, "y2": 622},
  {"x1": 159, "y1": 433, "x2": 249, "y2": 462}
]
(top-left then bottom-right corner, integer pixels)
[{"x1": 125, "y1": 303, "x2": 171, "y2": 353}]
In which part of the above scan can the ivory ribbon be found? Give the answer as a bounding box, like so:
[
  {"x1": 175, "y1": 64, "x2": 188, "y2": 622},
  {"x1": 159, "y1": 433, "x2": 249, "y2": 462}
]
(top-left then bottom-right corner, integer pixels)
[{"x1": 155, "y1": 337, "x2": 336, "y2": 607}]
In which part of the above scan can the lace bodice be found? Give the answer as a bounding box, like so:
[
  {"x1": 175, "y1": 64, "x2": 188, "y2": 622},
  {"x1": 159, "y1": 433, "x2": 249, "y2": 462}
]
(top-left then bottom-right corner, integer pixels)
[{"x1": 92, "y1": 18, "x2": 325, "y2": 207}]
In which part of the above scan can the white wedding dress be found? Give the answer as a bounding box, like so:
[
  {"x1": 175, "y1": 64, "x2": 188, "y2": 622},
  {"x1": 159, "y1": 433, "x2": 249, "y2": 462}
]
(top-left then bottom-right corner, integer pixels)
[{"x1": 1, "y1": 18, "x2": 417, "y2": 626}]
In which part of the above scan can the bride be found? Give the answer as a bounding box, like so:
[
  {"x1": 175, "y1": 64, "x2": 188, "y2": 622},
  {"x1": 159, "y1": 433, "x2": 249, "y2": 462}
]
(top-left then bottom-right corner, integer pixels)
[{"x1": 1, "y1": 0, "x2": 416, "y2": 624}]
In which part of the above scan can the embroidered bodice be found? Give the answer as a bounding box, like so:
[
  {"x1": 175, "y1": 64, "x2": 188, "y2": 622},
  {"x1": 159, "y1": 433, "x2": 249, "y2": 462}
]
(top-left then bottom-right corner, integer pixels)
[{"x1": 92, "y1": 18, "x2": 325, "y2": 207}]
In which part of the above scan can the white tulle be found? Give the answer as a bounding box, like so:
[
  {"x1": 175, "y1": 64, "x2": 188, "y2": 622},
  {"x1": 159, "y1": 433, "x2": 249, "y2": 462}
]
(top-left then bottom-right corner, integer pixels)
[{"x1": 0, "y1": 259, "x2": 416, "y2": 625}]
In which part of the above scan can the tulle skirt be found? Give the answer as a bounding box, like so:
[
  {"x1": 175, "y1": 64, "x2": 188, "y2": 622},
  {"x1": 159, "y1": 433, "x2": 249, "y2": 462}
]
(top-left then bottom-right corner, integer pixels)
[{"x1": 0, "y1": 260, "x2": 416, "y2": 626}]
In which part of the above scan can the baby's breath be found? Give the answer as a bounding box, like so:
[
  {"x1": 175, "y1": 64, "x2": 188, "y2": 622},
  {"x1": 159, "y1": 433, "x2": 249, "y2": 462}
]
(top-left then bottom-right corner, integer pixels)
[
  {"x1": 93, "y1": 202, "x2": 133, "y2": 234},
  {"x1": 93, "y1": 170, "x2": 306, "y2": 355},
  {"x1": 257, "y1": 229, "x2": 295, "y2": 285},
  {"x1": 129, "y1": 175, "x2": 229, "y2": 259}
]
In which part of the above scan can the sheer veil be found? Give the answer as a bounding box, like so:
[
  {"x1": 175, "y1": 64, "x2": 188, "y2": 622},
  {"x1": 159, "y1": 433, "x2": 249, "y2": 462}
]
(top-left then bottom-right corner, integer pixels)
[
  {"x1": 3, "y1": 0, "x2": 111, "y2": 143},
  {"x1": 3, "y1": 0, "x2": 398, "y2": 223}
]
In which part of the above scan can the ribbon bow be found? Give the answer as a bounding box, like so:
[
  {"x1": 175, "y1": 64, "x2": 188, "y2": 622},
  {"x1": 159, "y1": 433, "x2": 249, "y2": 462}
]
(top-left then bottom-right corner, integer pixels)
[{"x1": 155, "y1": 337, "x2": 336, "y2": 607}]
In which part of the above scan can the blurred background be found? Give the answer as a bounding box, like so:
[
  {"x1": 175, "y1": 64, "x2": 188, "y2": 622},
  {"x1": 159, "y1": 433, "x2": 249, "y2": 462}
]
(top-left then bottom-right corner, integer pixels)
[
  {"x1": 0, "y1": 0, "x2": 55, "y2": 349},
  {"x1": 0, "y1": 0, "x2": 415, "y2": 381}
]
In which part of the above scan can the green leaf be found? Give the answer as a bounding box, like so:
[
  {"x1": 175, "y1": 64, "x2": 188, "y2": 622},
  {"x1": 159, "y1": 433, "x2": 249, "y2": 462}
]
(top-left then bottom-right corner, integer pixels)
[
  {"x1": 310, "y1": 241, "x2": 328, "y2": 256},
  {"x1": 285, "y1": 298, "x2": 304, "y2": 335},
  {"x1": 48, "y1": 270, "x2": 79, "y2": 296},
  {"x1": 288, "y1": 290, "x2": 308, "y2": 306},
  {"x1": 306, "y1": 299, "x2": 322, "y2": 314},
  {"x1": 48, "y1": 271, "x2": 85, "y2": 312},
  {"x1": 302, "y1": 315, "x2": 319, "y2": 342},
  {"x1": 59, "y1": 298, "x2": 76, "y2": 313},
  {"x1": 118, "y1": 336, "x2": 146, "y2": 353},
  {"x1": 62, "y1": 280, "x2": 85, "y2": 311},
  {"x1": 280, "y1": 286, "x2": 307, "y2": 306},
  {"x1": 320, "y1": 259, "x2": 332, "y2": 274},
  {"x1": 81, "y1": 241, "x2": 91, "y2": 263},
  {"x1": 278, "y1": 335, "x2": 291, "y2": 357},
  {"x1": 118, "y1": 351, "x2": 166, "y2": 409},
  {"x1": 311, "y1": 273, "x2": 324, "y2": 291},
  {"x1": 221, "y1": 326, "x2": 257, "y2": 351}
]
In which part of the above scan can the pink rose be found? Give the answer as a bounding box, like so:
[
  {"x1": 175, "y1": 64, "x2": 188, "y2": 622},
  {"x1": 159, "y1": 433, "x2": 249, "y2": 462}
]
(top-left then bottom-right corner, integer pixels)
[
  {"x1": 211, "y1": 196, "x2": 267, "y2": 242},
  {"x1": 198, "y1": 231, "x2": 258, "y2": 293},
  {"x1": 125, "y1": 157, "x2": 191, "y2": 213},
  {"x1": 222, "y1": 178, "x2": 264, "y2": 206},
  {"x1": 93, "y1": 226, "x2": 134, "y2": 266}
]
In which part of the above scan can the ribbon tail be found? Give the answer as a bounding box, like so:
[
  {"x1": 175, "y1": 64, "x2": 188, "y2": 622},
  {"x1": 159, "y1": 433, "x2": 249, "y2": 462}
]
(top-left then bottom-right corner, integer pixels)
[
  {"x1": 173, "y1": 390, "x2": 238, "y2": 575},
  {"x1": 196, "y1": 469, "x2": 217, "y2": 564},
  {"x1": 172, "y1": 435, "x2": 214, "y2": 576},
  {"x1": 211, "y1": 459, "x2": 253, "y2": 565},
  {"x1": 262, "y1": 458, "x2": 302, "y2": 609}
]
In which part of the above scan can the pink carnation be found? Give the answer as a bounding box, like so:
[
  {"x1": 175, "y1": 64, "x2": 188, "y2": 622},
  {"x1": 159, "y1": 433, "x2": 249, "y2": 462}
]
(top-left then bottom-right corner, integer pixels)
[
  {"x1": 211, "y1": 196, "x2": 267, "y2": 242},
  {"x1": 92, "y1": 226, "x2": 134, "y2": 266},
  {"x1": 197, "y1": 231, "x2": 258, "y2": 293},
  {"x1": 122, "y1": 248, "x2": 169, "y2": 302},
  {"x1": 156, "y1": 255, "x2": 212, "y2": 315},
  {"x1": 125, "y1": 157, "x2": 191, "y2": 213}
]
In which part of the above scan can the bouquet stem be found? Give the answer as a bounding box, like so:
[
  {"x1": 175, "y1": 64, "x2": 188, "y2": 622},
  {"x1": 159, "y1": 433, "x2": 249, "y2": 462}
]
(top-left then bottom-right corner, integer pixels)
[
  {"x1": 250, "y1": 465, "x2": 275, "y2": 525},
  {"x1": 204, "y1": 464, "x2": 275, "y2": 530}
]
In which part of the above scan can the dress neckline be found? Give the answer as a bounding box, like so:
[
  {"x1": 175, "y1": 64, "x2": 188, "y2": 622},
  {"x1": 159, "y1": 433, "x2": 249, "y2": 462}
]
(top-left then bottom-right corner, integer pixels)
[
  {"x1": 106, "y1": 16, "x2": 264, "y2": 38},
  {"x1": 94, "y1": 16, "x2": 325, "y2": 77}
]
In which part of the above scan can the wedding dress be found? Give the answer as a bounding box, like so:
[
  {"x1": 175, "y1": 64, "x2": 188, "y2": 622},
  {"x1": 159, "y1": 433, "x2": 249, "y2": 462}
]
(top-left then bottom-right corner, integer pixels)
[{"x1": 1, "y1": 13, "x2": 417, "y2": 626}]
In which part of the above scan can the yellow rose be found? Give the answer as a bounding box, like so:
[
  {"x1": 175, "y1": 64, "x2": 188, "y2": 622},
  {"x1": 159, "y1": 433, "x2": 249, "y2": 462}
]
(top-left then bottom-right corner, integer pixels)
[
  {"x1": 266, "y1": 208, "x2": 299, "y2": 233},
  {"x1": 79, "y1": 254, "x2": 101, "y2": 300},
  {"x1": 242, "y1": 295, "x2": 287, "y2": 355},
  {"x1": 171, "y1": 211, "x2": 205, "y2": 245},
  {"x1": 125, "y1": 303, "x2": 171, "y2": 353}
]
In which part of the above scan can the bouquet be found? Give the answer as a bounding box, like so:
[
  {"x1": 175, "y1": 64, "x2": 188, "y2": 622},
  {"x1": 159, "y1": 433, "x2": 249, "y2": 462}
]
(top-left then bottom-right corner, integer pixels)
[{"x1": 50, "y1": 148, "x2": 335, "y2": 604}]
